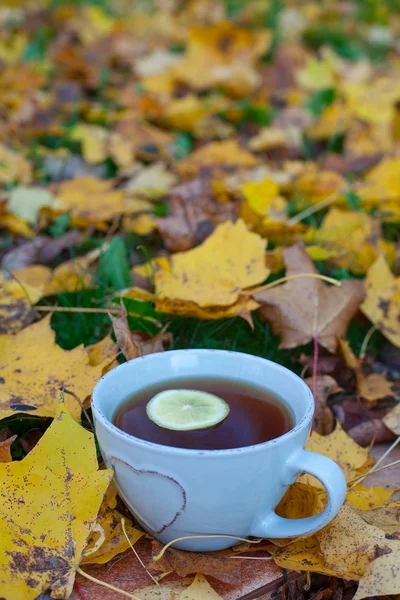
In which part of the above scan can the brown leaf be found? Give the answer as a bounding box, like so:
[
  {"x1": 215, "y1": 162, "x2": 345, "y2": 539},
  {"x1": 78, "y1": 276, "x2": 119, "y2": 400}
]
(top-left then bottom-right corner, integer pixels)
[
  {"x1": 254, "y1": 243, "x2": 365, "y2": 352},
  {"x1": 347, "y1": 419, "x2": 396, "y2": 447},
  {"x1": 1, "y1": 230, "x2": 81, "y2": 271},
  {"x1": 305, "y1": 375, "x2": 340, "y2": 434},
  {"x1": 150, "y1": 541, "x2": 241, "y2": 585},
  {"x1": 0, "y1": 435, "x2": 16, "y2": 463}
]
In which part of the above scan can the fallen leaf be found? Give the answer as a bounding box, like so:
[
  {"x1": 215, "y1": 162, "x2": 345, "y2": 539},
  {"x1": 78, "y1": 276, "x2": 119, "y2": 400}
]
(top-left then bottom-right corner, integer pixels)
[
  {"x1": 124, "y1": 162, "x2": 178, "y2": 198},
  {"x1": 0, "y1": 316, "x2": 116, "y2": 419},
  {"x1": 361, "y1": 254, "x2": 400, "y2": 348},
  {"x1": 0, "y1": 402, "x2": 112, "y2": 599},
  {"x1": 305, "y1": 375, "x2": 340, "y2": 435},
  {"x1": 383, "y1": 403, "x2": 400, "y2": 435},
  {"x1": 7, "y1": 186, "x2": 62, "y2": 226},
  {"x1": 155, "y1": 220, "x2": 268, "y2": 316},
  {"x1": 55, "y1": 177, "x2": 127, "y2": 228},
  {"x1": 347, "y1": 485, "x2": 397, "y2": 511},
  {"x1": 275, "y1": 482, "x2": 325, "y2": 519},
  {"x1": 0, "y1": 435, "x2": 16, "y2": 463},
  {"x1": 180, "y1": 573, "x2": 223, "y2": 600},
  {"x1": 0, "y1": 143, "x2": 32, "y2": 184},
  {"x1": 82, "y1": 482, "x2": 144, "y2": 565},
  {"x1": 254, "y1": 243, "x2": 365, "y2": 352},
  {"x1": 1, "y1": 230, "x2": 81, "y2": 271},
  {"x1": 304, "y1": 422, "x2": 369, "y2": 484},
  {"x1": 0, "y1": 271, "x2": 43, "y2": 334},
  {"x1": 271, "y1": 537, "x2": 338, "y2": 576},
  {"x1": 358, "y1": 373, "x2": 395, "y2": 404},
  {"x1": 86, "y1": 334, "x2": 118, "y2": 367},
  {"x1": 317, "y1": 503, "x2": 398, "y2": 579},
  {"x1": 177, "y1": 140, "x2": 258, "y2": 179},
  {"x1": 353, "y1": 550, "x2": 400, "y2": 600},
  {"x1": 151, "y1": 541, "x2": 241, "y2": 585},
  {"x1": 354, "y1": 502, "x2": 400, "y2": 535}
]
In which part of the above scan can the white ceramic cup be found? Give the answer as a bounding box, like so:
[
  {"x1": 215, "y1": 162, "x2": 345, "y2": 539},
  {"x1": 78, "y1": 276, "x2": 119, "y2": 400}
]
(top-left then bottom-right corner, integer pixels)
[{"x1": 92, "y1": 350, "x2": 347, "y2": 551}]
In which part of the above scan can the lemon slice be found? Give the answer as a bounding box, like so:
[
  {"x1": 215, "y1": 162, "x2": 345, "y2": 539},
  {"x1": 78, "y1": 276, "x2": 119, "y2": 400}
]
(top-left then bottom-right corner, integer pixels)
[{"x1": 146, "y1": 389, "x2": 230, "y2": 431}]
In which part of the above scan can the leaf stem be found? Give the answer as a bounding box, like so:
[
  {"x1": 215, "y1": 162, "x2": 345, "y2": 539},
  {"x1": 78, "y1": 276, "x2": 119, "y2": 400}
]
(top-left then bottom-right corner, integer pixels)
[
  {"x1": 152, "y1": 535, "x2": 261, "y2": 562},
  {"x1": 246, "y1": 273, "x2": 341, "y2": 295},
  {"x1": 76, "y1": 566, "x2": 142, "y2": 599},
  {"x1": 287, "y1": 190, "x2": 342, "y2": 225},
  {"x1": 312, "y1": 336, "x2": 319, "y2": 430}
]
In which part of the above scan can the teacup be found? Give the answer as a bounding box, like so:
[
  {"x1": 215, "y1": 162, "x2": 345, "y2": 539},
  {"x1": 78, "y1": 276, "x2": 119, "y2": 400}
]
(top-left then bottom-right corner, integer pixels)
[{"x1": 92, "y1": 350, "x2": 346, "y2": 551}]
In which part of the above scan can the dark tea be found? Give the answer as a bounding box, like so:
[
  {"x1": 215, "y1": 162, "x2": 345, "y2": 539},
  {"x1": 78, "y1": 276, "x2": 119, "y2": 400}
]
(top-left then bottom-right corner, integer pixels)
[{"x1": 113, "y1": 377, "x2": 293, "y2": 450}]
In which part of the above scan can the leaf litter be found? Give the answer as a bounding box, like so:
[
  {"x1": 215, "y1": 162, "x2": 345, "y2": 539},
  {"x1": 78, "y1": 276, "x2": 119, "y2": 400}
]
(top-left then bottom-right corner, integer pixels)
[{"x1": 1, "y1": 1, "x2": 400, "y2": 599}]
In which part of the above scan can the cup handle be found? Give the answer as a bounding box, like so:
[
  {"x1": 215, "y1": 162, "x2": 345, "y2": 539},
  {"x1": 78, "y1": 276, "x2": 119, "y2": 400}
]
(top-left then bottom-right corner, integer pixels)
[{"x1": 250, "y1": 449, "x2": 347, "y2": 538}]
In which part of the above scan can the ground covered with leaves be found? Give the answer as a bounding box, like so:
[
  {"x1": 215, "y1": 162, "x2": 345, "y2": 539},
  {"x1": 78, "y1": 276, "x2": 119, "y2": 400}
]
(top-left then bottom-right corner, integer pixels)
[{"x1": 1, "y1": 0, "x2": 400, "y2": 599}]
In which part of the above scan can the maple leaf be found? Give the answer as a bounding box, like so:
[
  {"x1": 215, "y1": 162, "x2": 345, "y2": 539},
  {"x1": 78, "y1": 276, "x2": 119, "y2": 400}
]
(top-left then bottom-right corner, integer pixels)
[
  {"x1": 361, "y1": 254, "x2": 400, "y2": 348},
  {"x1": 0, "y1": 271, "x2": 43, "y2": 334},
  {"x1": 180, "y1": 573, "x2": 223, "y2": 600},
  {"x1": 383, "y1": 403, "x2": 400, "y2": 435},
  {"x1": 154, "y1": 219, "x2": 268, "y2": 319},
  {"x1": 0, "y1": 316, "x2": 116, "y2": 419},
  {"x1": 0, "y1": 402, "x2": 112, "y2": 599},
  {"x1": 354, "y1": 551, "x2": 400, "y2": 600},
  {"x1": 7, "y1": 186, "x2": 62, "y2": 225},
  {"x1": 254, "y1": 243, "x2": 365, "y2": 352}
]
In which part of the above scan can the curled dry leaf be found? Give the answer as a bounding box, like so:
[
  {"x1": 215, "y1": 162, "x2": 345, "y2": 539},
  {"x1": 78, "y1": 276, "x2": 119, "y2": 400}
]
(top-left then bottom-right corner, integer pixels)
[
  {"x1": 0, "y1": 402, "x2": 112, "y2": 599},
  {"x1": 254, "y1": 243, "x2": 365, "y2": 352},
  {"x1": 0, "y1": 316, "x2": 116, "y2": 419},
  {"x1": 0, "y1": 435, "x2": 16, "y2": 463},
  {"x1": 155, "y1": 219, "x2": 268, "y2": 319},
  {"x1": 305, "y1": 375, "x2": 340, "y2": 434},
  {"x1": 361, "y1": 255, "x2": 400, "y2": 348},
  {"x1": 82, "y1": 482, "x2": 144, "y2": 565},
  {"x1": 150, "y1": 541, "x2": 241, "y2": 585}
]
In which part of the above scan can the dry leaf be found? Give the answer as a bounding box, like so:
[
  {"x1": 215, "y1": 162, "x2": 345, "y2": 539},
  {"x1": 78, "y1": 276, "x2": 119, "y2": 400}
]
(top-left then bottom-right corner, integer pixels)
[
  {"x1": 347, "y1": 485, "x2": 396, "y2": 511},
  {"x1": 383, "y1": 403, "x2": 400, "y2": 435},
  {"x1": 255, "y1": 243, "x2": 365, "y2": 352},
  {"x1": 125, "y1": 162, "x2": 177, "y2": 198},
  {"x1": 151, "y1": 541, "x2": 241, "y2": 585},
  {"x1": 271, "y1": 537, "x2": 338, "y2": 576},
  {"x1": 275, "y1": 481, "x2": 325, "y2": 519},
  {"x1": 0, "y1": 316, "x2": 115, "y2": 419},
  {"x1": 354, "y1": 502, "x2": 400, "y2": 535},
  {"x1": 177, "y1": 140, "x2": 258, "y2": 179},
  {"x1": 0, "y1": 271, "x2": 43, "y2": 334},
  {"x1": 7, "y1": 186, "x2": 61, "y2": 225},
  {"x1": 361, "y1": 255, "x2": 400, "y2": 348},
  {"x1": 317, "y1": 503, "x2": 399, "y2": 579},
  {"x1": 0, "y1": 435, "x2": 16, "y2": 463},
  {"x1": 353, "y1": 550, "x2": 400, "y2": 600},
  {"x1": 55, "y1": 177, "x2": 127, "y2": 228},
  {"x1": 0, "y1": 402, "x2": 112, "y2": 599},
  {"x1": 82, "y1": 482, "x2": 144, "y2": 565},
  {"x1": 305, "y1": 375, "x2": 340, "y2": 434},
  {"x1": 0, "y1": 143, "x2": 32, "y2": 184},
  {"x1": 180, "y1": 573, "x2": 223, "y2": 600},
  {"x1": 358, "y1": 372, "x2": 395, "y2": 404},
  {"x1": 155, "y1": 220, "x2": 268, "y2": 315},
  {"x1": 304, "y1": 422, "x2": 369, "y2": 483}
]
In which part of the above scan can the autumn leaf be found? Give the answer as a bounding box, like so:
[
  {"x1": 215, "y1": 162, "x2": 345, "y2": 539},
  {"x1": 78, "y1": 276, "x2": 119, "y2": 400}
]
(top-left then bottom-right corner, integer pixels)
[
  {"x1": 275, "y1": 482, "x2": 325, "y2": 520},
  {"x1": 155, "y1": 219, "x2": 268, "y2": 319},
  {"x1": 305, "y1": 375, "x2": 339, "y2": 434},
  {"x1": 180, "y1": 573, "x2": 223, "y2": 600},
  {"x1": 361, "y1": 254, "x2": 400, "y2": 348},
  {"x1": 347, "y1": 485, "x2": 397, "y2": 511},
  {"x1": 0, "y1": 435, "x2": 16, "y2": 463},
  {"x1": 353, "y1": 551, "x2": 400, "y2": 600},
  {"x1": 0, "y1": 143, "x2": 32, "y2": 184},
  {"x1": 254, "y1": 243, "x2": 365, "y2": 352},
  {"x1": 358, "y1": 372, "x2": 395, "y2": 405},
  {"x1": 0, "y1": 316, "x2": 116, "y2": 419},
  {"x1": 0, "y1": 402, "x2": 112, "y2": 599},
  {"x1": 7, "y1": 186, "x2": 62, "y2": 226},
  {"x1": 383, "y1": 403, "x2": 400, "y2": 435},
  {"x1": 82, "y1": 482, "x2": 144, "y2": 565},
  {"x1": 0, "y1": 271, "x2": 43, "y2": 334},
  {"x1": 177, "y1": 140, "x2": 258, "y2": 179}
]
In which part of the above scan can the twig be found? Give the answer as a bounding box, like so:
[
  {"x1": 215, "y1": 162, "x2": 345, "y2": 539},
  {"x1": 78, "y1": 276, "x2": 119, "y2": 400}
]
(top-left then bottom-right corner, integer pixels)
[
  {"x1": 76, "y1": 566, "x2": 142, "y2": 599},
  {"x1": 312, "y1": 336, "x2": 319, "y2": 429},
  {"x1": 245, "y1": 273, "x2": 341, "y2": 296},
  {"x1": 152, "y1": 535, "x2": 261, "y2": 562},
  {"x1": 74, "y1": 581, "x2": 87, "y2": 600},
  {"x1": 287, "y1": 190, "x2": 342, "y2": 226},
  {"x1": 348, "y1": 457, "x2": 400, "y2": 489},
  {"x1": 359, "y1": 326, "x2": 378, "y2": 362},
  {"x1": 121, "y1": 518, "x2": 162, "y2": 592},
  {"x1": 35, "y1": 304, "x2": 160, "y2": 324},
  {"x1": 62, "y1": 388, "x2": 94, "y2": 431}
]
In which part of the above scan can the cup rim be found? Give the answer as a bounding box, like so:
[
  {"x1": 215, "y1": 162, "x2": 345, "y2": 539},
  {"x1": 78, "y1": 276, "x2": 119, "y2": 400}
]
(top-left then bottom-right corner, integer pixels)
[{"x1": 91, "y1": 349, "x2": 314, "y2": 456}]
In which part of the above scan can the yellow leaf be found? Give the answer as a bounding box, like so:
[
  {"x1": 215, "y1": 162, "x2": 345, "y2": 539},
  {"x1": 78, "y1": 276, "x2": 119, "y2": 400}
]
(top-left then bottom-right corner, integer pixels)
[
  {"x1": 240, "y1": 177, "x2": 284, "y2": 217},
  {"x1": 304, "y1": 422, "x2": 369, "y2": 484},
  {"x1": 317, "y1": 503, "x2": 399, "y2": 579},
  {"x1": 82, "y1": 482, "x2": 144, "y2": 565},
  {"x1": 358, "y1": 158, "x2": 400, "y2": 205},
  {"x1": 7, "y1": 186, "x2": 61, "y2": 225},
  {"x1": 155, "y1": 219, "x2": 269, "y2": 309},
  {"x1": 0, "y1": 316, "x2": 116, "y2": 419},
  {"x1": 295, "y1": 166, "x2": 345, "y2": 206},
  {"x1": 347, "y1": 485, "x2": 396, "y2": 511},
  {"x1": 297, "y1": 52, "x2": 338, "y2": 90},
  {"x1": 353, "y1": 551, "x2": 400, "y2": 600},
  {"x1": 156, "y1": 295, "x2": 260, "y2": 321},
  {"x1": 354, "y1": 501, "x2": 400, "y2": 535},
  {"x1": 177, "y1": 140, "x2": 258, "y2": 179},
  {"x1": 0, "y1": 213, "x2": 33, "y2": 237},
  {"x1": 305, "y1": 245, "x2": 342, "y2": 261},
  {"x1": 358, "y1": 373, "x2": 394, "y2": 404},
  {"x1": 361, "y1": 255, "x2": 400, "y2": 348},
  {"x1": 71, "y1": 124, "x2": 109, "y2": 164},
  {"x1": 0, "y1": 402, "x2": 112, "y2": 599},
  {"x1": 180, "y1": 573, "x2": 223, "y2": 600},
  {"x1": 0, "y1": 271, "x2": 43, "y2": 334},
  {"x1": 271, "y1": 537, "x2": 338, "y2": 576},
  {"x1": 55, "y1": 177, "x2": 127, "y2": 228},
  {"x1": 275, "y1": 482, "x2": 325, "y2": 519},
  {"x1": 45, "y1": 251, "x2": 99, "y2": 294},
  {"x1": 383, "y1": 403, "x2": 400, "y2": 435},
  {"x1": 125, "y1": 162, "x2": 177, "y2": 198},
  {"x1": 0, "y1": 143, "x2": 32, "y2": 185},
  {"x1": 86, "y1": 334, "x2": 118, "y2": 367},
  {"x1": 122, "y1": 213, "x2": 158, "y2": 235},
  {"x1": 11, "y1": 265, "x2": 52, "y2": 293}
]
